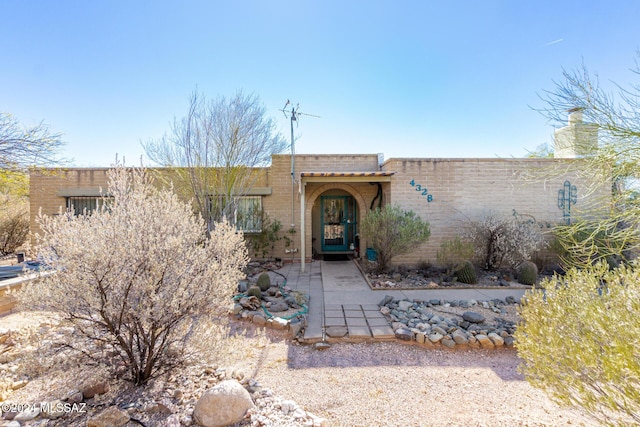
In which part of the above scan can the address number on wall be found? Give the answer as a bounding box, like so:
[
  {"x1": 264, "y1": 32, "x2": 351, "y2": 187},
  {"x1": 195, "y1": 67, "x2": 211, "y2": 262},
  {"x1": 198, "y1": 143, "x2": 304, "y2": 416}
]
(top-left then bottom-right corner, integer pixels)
[{"x1": 409, "y1": 180, "x2": 433, "y2": 202}]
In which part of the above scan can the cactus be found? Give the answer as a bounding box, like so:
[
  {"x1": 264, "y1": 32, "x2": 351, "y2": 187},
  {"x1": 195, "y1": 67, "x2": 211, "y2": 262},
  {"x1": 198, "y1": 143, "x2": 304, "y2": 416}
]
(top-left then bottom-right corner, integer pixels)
[
  {"x1": 517, "y1": 261, "x2": 538, "y2": 285},
  {"x1": 246, "y1": 285, "x2": 262, "y2": 299},
  {"x1": 455, "y1": 260, "x2": 478, "y2": 284},
  {"x1": 257, "y1": 272, "x2": 271, "y2": 291}
]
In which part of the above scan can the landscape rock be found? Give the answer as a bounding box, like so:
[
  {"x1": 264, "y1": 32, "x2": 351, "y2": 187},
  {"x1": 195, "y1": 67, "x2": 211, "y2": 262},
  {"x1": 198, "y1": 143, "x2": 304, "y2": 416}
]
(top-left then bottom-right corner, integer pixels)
[
  {"x1": 326, "y1": 326, "x2": 348, "y2": 338},
  {"x1": 252, "y1": 314, "x2": 267, "y2": 325},
  {"x1": 488, "y1": 332, "x2": 504, "y2": 347},
  {"x1": 394, "y1": 328, "x2": 413, "y2": 341},
  {"x1": 80, "y1": 378, "x2": 109, "y2": 399},
  {"x1": 269, "y1": 301, "x2": 290, "y2": 312},
  {"x1": 475, "y1": 334, "x2": 495, "y2": 349},
  {"x1": 13, "y1": 407, "x2": 40, "y2": 422},
  {"x1": 462, "y1": 312, "x2": 485, "y2": 324},
  {"x1": 193, "y1": 380, "x2": 255, "y2": 427},
  {"x1": 270, "y1": 317, "x2": 289, "y2": 329},
  {"x1": 289, "y1": 320, "x2": 304, "y2": 338},
  {"x1": 397, "y1": 300, "x2": 413, "y2": 311},
  {"x1": 441, "y1": 337, "x2": 456, "y2": 348},
  {"x1": 428, "y1": 332, "x2": 444, "y2": 343},
  {"x1": 87, "y1": 406, "x2": 130, "y2": 427}
]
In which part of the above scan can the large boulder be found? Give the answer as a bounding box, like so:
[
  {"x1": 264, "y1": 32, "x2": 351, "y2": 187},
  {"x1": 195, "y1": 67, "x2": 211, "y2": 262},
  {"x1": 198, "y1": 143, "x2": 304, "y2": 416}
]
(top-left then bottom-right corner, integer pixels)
[{"x1": 193, "y1": 380, "x2": 254, "y2": 427}]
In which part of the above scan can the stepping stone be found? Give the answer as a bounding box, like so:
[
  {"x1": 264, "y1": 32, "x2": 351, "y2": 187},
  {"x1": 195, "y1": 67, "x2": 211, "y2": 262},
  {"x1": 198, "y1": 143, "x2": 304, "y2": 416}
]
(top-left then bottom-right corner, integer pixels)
[
  {"x1": 324, "y1": 317, "x2": 346, "y2": 327},
  {"x1": 344, "y1": 310, "x2": 364, "y2": 318},
  {"x1": 326, "y1": 326, "x2": 348, "y2": 338},
  {"x1": 346, "y1": 317, "x2": 368, "y2": 327},
  {"x1": 347, "y1": 326, "x2": 371, "y2": 338},
  {"x1": 370, "y1": 325, "x2": 395, "y2": 339},
  {"x1": 366, "y1": 318, "x2": 390, "y2": 327}
]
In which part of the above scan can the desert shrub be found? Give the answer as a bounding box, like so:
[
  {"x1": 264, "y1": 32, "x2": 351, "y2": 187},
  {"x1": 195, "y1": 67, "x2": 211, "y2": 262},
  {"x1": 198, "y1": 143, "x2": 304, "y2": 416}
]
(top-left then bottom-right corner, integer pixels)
[
  {"x1": 20, "y1": 166, "x2": 247, "y2": 385},
  {"x1": 552, "y1": 220, "x2": 636, "y2": 270},
  {"x1": 464, "y1": 212, "x2": 547, "y2": 271},
  {"x1": 245, "y1": 213, "x2": 282, "y2": 259},
  {"x1": 360, "y1": 204, "x2": 430, "y2": 273},
  {"x1": 0, "y1": 196, "x2": 29, "y2": 255},
  {"x1": 516, "y1": 260, "x2": 538, "y2": 285},
  {"x1": 516, "y1": 261, "x2": 640, "y2": 426},
  {"x1": 436, "y1": 236, "x2": 474, "y2": 275},
  {"x1": 246, "y1": 285, "x2": 262, "y2": 299},
  {"x1": 455, "y1": 260, "x2": 477, "y2": 284}
]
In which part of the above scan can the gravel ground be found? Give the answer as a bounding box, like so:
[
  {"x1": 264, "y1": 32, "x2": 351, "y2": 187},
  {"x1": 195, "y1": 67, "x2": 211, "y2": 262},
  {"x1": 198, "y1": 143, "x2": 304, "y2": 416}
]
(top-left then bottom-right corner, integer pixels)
[
  {"x1": 1, "y1": 312, "x2": 598, "y2": 427},
  {"x1": 252, "y1": 337, "x2": 597, "y2": 427}
]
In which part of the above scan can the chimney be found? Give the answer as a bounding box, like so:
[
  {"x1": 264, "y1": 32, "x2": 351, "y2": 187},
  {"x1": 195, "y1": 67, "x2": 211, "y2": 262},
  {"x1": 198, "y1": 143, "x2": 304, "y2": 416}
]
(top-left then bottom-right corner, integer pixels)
[{"x1": 553, "y1": 108, "x2": 598, "y2": 158}]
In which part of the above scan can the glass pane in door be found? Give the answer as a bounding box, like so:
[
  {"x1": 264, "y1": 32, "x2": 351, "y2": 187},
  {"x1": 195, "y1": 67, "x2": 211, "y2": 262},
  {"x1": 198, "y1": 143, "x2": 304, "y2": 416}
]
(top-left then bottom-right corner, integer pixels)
[{"x1": 323, "y1": 197, "x2": 345, "y2": 249}]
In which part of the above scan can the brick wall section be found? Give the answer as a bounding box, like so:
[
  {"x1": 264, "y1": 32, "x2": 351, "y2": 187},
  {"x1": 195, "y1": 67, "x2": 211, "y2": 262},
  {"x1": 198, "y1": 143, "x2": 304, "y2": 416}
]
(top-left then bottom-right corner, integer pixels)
[
  {"x1": 381, "y1": 158, "x2": 609, "y2": 265},
  {"x1": 30, "y1": 156, "x2": 609, "y2": 267},
  {"x1": 264, "y1": 154, "x2": 382, "y2": 260},
  {"x1": 30, "y1": 168, "x2": 111, "y2": 244}
]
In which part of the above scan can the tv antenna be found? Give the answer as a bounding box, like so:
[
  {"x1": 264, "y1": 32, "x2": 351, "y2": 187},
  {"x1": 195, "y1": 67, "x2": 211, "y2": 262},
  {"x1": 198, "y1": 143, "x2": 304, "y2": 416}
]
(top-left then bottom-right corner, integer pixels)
[{"x1": 280, "y1": 100, "x2": 320, "y2": 228}]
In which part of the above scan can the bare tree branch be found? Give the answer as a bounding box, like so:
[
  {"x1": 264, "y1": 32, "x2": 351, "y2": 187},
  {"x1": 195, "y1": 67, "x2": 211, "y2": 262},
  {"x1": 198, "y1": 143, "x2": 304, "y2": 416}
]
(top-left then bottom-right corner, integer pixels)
[
  {"x1": 143, "y1": 90, "x2": 288, "y2": 229},
  {"x1": 0, "y1": 112, "x2": 66, "y2": 170}
]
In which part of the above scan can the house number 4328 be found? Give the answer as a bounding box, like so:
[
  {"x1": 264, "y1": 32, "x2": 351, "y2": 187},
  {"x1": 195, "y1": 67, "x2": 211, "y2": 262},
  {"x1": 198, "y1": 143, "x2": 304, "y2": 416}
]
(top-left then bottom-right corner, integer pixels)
[{"x1": 409, "y1": 180, "x2": 433, "y2": 202}]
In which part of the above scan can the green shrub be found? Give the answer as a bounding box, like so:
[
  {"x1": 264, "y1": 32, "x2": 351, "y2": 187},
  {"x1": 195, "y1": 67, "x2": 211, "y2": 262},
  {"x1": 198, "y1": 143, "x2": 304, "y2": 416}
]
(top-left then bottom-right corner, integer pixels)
[
  {"x1": 517, "y1": 261, "x2": 538, "y2": 285},
  {"x1": 455, "y1": 260, "x2": 478, "y2": 284},
  {"x1": 360, "y1": 204, "x2": 430, "y2": 273},
  {"x1": 257, "y1": 272, "x2": 271, "y2": 291},
  {"x1": 245, "y1": 214, "x2": 283, "y2": 259},
  {"x1": 516, "y1": 262, "x2": 640, "y2": 426},
  {"x1": 247, "y1": 285, "x2": 262, "y2": 299}
]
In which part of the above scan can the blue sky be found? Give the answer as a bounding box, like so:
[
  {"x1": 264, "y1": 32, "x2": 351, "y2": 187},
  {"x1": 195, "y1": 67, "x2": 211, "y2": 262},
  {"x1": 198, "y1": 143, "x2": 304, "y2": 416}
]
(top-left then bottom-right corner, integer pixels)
[{"x1": 2, "y1": 1, "x2": 639, "y2": 166}]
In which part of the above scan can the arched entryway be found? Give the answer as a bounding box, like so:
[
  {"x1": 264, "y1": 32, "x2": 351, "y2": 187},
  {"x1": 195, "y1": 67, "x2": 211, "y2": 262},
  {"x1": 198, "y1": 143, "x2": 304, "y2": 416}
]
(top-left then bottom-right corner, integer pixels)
[
  {"x1": 303, "y1": 183, "x2": 368, "y2": 263},
  {"x1": 315, "y1": 190, "x2": 358, "y2": 255},
  {"x1": 300, "y1": 173, "x2": 393, "y2": 272}
]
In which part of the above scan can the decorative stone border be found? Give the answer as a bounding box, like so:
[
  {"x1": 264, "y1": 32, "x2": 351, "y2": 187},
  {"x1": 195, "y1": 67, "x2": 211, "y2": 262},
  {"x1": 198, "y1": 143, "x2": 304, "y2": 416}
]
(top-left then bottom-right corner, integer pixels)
[{"x1": 378, "y1": 295, "x2": 519, "y2": 349}]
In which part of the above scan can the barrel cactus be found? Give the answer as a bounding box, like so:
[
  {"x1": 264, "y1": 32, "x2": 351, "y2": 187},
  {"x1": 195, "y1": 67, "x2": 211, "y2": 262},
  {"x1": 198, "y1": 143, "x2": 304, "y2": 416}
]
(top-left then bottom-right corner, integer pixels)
[
  {"x1": 247, "y1": 285, "x2": 262, "y2": 299},
  {"x1": 455, "y1": 260, "x2": 478, "y2": 284},
  {"x1": 257, "y1": 272, "x2": 271, "y2": 291},
  {"x1": 517, "y1": 261, "x2": 538, "y2": 285}
]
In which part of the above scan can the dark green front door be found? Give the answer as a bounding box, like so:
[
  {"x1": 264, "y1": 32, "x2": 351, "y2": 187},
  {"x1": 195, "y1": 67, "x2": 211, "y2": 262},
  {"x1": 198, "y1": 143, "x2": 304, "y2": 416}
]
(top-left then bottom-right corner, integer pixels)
[{"x1": 321, "y1": 196, "x2": 356, "y2": 252}]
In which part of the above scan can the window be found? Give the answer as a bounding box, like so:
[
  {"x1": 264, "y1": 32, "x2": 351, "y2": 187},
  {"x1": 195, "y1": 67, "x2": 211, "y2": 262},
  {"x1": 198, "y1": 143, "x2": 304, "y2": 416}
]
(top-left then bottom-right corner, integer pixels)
[
  {"x1": 235, "y1": 196, "x2": 263, "y2": 233},
  {"x1": 209, "y1": 195, "x2": 263, "y2": 232},
  {"x1": 66, "y1": 197, "x2": 111, "y2": 216}
]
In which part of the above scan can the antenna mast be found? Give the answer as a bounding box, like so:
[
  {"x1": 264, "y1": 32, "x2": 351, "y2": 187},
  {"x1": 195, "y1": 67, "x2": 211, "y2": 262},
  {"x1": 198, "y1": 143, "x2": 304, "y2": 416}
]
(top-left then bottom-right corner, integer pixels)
[{"x1": 280, "y1": 100, "x2": 319, "y2": 228}]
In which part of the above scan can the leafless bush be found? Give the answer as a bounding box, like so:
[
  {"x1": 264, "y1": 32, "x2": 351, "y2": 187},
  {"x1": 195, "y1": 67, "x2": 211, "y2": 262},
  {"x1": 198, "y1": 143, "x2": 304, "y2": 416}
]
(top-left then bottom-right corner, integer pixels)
[
  {"x1": 464, "y1": 212, "x2": 547, "y2": 271},
  {"x1": 0, "y1": 196, "x2": 29, "y2": 255},
  {"x1": 20, "y1": 166, "x2": 248, "y2": 385}
]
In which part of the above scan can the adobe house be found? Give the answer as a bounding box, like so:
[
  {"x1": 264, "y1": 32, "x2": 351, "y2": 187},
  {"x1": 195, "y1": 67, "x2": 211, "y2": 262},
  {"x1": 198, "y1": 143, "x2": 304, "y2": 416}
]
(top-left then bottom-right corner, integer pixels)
[{"x1": 29, "y1": 112, "x2": 608, "y2": 272}]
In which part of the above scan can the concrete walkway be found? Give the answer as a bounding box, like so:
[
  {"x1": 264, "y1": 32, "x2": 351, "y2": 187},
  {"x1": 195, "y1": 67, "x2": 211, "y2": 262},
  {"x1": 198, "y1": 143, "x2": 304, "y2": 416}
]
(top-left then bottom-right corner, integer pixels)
[{"x1": 276, "y1": 260, "x2": 529, "y2": 343}]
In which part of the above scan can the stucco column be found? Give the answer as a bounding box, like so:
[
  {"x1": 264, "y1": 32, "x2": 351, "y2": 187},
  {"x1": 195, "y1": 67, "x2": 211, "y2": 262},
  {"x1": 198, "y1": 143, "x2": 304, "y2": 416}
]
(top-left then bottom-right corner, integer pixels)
[{"x1": 300, "y1": 180, "x2": 306, "y2": 272}]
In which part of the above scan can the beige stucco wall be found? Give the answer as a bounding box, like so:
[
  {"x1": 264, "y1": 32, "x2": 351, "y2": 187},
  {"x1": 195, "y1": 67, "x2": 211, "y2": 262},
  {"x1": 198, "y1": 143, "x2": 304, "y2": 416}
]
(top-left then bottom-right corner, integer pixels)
[
  {"x1": 29, "y1": 168, "x2": 111, "y2": 243},
  {"x1": 381, "y1": 158, "x2": 609, "y2": 265},
  {"x1": 30, "y1": 155, "x2": 609, "y2": 267}
]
